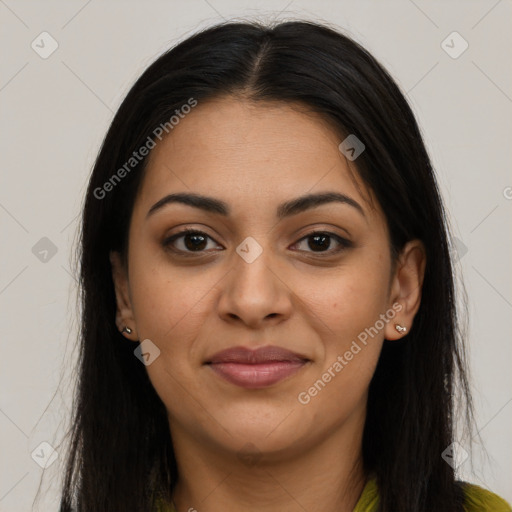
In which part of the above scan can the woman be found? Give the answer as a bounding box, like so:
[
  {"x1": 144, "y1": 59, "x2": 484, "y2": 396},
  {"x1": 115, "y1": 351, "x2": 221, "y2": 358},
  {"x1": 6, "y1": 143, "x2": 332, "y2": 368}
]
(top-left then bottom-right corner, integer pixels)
[{"x1": 59, "y1": 19, "x2": 511, "y2": 512}]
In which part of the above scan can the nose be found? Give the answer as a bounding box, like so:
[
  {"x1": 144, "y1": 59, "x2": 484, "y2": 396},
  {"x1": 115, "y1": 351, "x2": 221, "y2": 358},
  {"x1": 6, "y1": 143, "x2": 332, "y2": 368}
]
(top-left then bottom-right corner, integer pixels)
[{"x1": 216, "y1": 242, "x2": 293, "y2": 329}]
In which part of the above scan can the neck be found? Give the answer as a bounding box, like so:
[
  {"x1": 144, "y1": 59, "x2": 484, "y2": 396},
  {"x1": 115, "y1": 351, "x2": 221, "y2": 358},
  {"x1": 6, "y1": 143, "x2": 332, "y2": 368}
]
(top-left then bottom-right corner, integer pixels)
[{"x1": 169, "y1": 413, "x2": 367, "y2": 512}]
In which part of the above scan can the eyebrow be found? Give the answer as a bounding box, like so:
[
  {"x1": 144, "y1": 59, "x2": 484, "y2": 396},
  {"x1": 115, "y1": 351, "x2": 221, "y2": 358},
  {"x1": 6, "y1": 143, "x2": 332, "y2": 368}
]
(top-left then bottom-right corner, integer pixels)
[{"x1": 146, "y1": 191, "x2": 365, "y2": 220}]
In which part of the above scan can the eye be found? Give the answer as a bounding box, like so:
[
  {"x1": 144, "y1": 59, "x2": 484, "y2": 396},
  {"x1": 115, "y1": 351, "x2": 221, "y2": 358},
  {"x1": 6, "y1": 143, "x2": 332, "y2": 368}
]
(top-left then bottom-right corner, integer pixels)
[
  {"x1": 162, "y1": 229, "x2": 221, "y2": 256},
  {"x1": 291, "y1": 231, "x2": 352, "y2": 256}
]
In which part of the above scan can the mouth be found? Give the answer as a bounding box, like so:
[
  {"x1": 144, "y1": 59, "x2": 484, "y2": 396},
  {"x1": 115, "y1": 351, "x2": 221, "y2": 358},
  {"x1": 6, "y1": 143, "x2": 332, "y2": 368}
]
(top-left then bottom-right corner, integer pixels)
[{"x1": 204, "y1": 345, "x2": 310, "y2": 389}]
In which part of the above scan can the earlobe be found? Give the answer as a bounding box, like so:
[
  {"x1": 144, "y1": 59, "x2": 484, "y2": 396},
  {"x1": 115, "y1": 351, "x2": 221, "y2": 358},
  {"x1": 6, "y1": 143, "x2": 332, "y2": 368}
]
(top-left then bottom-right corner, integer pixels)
[
  {"x1": 109, "y1": 251, "x2": 138, "y2": 340},
  {"x1": 384, "y1": 240, "x2": 426, "y2": 341}
]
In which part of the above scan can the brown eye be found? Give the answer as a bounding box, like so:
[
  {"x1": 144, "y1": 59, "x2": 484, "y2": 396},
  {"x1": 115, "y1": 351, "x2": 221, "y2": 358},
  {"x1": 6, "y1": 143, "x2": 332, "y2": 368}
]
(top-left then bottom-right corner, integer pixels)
[
  {"x1": 292, "y1": 231, "x2": 352, "y2": 255},
  {"x1": 163, "y1": 229, "x2": 221, "y2": 255}
]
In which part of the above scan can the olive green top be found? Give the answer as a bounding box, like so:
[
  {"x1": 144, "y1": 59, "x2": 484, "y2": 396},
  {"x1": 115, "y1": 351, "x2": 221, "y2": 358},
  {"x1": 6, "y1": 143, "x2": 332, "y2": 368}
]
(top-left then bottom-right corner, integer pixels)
[{"x1": 155, "y1": 476, "x2": 512, "y2": 511}]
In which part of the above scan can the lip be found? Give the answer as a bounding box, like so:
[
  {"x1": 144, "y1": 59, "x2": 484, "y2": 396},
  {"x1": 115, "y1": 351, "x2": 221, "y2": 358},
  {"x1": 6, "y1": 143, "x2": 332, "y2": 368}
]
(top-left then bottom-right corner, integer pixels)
[{"x1": 205, "y1": 346, "x2": 310, "y2": 389}]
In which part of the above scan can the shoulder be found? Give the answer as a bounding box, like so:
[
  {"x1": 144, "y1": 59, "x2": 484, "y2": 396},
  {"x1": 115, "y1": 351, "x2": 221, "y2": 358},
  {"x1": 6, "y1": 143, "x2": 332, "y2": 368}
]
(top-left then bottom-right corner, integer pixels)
[
  {"x1": 154, "y1": 501, "x2": 174, "y2": 512},
  {"x1": 460, "y1": 481, "x2": 512, "y2": 512}
]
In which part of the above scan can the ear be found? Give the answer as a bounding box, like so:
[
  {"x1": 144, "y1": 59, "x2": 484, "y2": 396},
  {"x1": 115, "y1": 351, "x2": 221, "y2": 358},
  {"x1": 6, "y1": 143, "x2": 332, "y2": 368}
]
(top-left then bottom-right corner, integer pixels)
[
  {"x1": 384, "y1": 239, "x2": 426, "y2": 341},
  {"x1": 110, "y1": 251, "x2": 138, "y2": 341}
]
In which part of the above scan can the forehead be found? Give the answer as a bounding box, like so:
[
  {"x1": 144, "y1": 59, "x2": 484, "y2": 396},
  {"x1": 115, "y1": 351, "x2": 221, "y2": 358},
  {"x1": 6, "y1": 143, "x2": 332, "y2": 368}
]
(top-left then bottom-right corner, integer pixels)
[{"x1": 134, "y1": 97, "x2": 376, "y2": 221}]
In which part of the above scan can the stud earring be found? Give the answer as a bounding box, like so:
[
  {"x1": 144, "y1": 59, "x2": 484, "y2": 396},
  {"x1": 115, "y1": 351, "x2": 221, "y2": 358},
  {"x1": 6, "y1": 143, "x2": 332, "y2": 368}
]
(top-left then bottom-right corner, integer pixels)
[
  {"x1": 395, "y1": 324, "x2": 407, "y2": 333},
  {"x1": 121, "y1": 326, "x2": 133, "y2": 335}
]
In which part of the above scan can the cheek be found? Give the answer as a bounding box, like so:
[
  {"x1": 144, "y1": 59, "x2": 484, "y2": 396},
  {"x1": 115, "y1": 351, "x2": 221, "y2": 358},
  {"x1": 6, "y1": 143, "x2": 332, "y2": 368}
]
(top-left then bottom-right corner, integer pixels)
[
  {"x1": 128, "y1": 253, "x2": 218, "y2": 343},
  {"x1": 297, "y1": 276, "x2": 386, "y2": 424},
  {"x1": 128, "y1": 261, "x2": 213, "y2": 414},
  {"x1": 304, "y1": 260, "x2": 390, "y2": 342},
  {"x1": 298, "y1": 256, "x2": 389, "y2": 399}
]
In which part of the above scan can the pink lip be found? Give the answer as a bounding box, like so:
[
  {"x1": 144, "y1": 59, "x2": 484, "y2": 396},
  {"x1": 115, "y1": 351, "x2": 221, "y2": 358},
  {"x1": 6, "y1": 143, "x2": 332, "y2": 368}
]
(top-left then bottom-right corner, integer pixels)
[{"x1": 205, "y1": 346, "x2": 309, "y2": 389}]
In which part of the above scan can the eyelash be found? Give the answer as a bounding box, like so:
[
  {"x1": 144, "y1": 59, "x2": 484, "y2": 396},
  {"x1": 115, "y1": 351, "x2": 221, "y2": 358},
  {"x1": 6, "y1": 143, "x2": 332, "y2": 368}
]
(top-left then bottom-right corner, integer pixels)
[{"x1": 162, "y1": 228, "x2": 352, "y2": 258}]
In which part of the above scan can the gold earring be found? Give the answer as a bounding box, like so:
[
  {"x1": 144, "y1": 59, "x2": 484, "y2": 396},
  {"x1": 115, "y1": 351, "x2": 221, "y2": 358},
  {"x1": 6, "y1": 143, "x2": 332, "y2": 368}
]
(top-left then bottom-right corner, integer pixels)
[{"x1": 395, "y1": 324, "x2": 407, "y2": 333}]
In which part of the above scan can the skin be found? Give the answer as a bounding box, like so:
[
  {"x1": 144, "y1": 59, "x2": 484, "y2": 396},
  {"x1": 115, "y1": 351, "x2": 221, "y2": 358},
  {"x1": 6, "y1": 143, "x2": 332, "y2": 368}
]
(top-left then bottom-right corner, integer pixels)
[{"x1": 110, "y1": 96, "x2": 426, "y2": 512}]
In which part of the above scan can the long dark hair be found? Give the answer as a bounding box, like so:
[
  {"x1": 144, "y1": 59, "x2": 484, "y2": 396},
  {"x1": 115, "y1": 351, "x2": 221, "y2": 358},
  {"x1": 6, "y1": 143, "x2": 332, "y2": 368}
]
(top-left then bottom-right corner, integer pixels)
[{"x1": 58, "y1": 19, "x2": 474, "y2": 511}]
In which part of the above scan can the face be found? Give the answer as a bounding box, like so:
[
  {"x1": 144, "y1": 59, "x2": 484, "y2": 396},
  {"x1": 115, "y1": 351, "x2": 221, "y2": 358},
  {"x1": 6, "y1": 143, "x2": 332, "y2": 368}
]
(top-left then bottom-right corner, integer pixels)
[{"x1": 111, "y1": 96, "x2": 425, "y2": 462}]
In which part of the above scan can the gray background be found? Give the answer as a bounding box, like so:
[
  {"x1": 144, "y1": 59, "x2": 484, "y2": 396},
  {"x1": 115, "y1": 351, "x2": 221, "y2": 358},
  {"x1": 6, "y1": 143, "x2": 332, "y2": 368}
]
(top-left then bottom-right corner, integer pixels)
[{"x1": 1, "y1": 1, "x2": 511, "y2": 510}]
